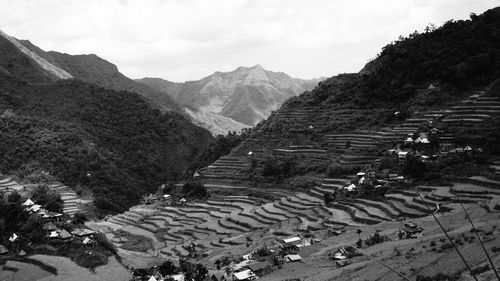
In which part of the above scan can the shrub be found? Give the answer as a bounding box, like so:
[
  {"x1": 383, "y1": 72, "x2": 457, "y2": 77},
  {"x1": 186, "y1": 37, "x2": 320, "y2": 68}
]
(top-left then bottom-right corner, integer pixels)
[
  {"x1": 181, "y1": 181, "x2": 208, "y2": 199},
  {"x1": 73, "y1": 246, "x2": 108, "y2": 270},
  {"x1": 31, "y1": 184, "x2": 64, "y2": 213},
  {"x1": 94, "y1": 232, "x2": 117, "y2": 255}
]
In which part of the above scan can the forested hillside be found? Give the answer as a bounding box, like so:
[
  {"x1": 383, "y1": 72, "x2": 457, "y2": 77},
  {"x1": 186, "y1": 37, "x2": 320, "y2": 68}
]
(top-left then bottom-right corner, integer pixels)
[
  {"x1": 197, "y1": 7, "x2": 500, "y2": 184},
  {"x1": 258, "y1": 7, "x2": 500, "y2": 137},
  {"x1": 0, "y1": 71, "x2": 212, "y2": 214}
]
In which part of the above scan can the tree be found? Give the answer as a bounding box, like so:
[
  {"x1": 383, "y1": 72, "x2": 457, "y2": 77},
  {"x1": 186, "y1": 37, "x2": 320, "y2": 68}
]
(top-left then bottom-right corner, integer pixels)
[
  {"x1": 72, "y1": 212, "x2": 87, "y2": 225},
  {"x1": 323, "y1": 192, "x2": 334, "y2": 205},
  {"x1": 159, "y1": 260, "x2": 176, "y2": 276},
  {"x1": 194, "y1": 264, "x2": 208, "y2": 281},
  {"x1": 31, "y1": 185, "x2": 63, "y2": 213},
  {"x1": 181, "y1": 181, "x2": 207, "y2": 200},
  {"x1": 215, "y1": 259, "x2": 221, "y2": 270}
]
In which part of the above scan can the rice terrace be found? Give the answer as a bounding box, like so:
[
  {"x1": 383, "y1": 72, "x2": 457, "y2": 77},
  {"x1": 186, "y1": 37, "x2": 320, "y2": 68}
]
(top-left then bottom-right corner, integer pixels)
[{"x1": 1, "y1": 2, "x2": 500, "y2": 281}]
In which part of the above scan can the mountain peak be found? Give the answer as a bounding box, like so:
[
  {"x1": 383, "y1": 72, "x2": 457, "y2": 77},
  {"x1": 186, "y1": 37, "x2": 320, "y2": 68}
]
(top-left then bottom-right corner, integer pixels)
[{"x1": 250, "y1": 64, "x2": 263, "y2": 70}]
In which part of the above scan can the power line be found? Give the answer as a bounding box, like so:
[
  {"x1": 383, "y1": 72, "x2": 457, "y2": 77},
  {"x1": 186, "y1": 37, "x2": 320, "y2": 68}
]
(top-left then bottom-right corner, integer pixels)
[
  {"x1": 459, "y1": 203, "x2": 500, "y2": 281},
  {"x1": 415, "y1": 189, "x2": 478, "y2": 281}
]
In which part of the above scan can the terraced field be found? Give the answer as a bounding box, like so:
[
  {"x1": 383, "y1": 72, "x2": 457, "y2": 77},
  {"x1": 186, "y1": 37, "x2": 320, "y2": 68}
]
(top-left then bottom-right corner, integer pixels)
[
  {"x1": 0, "y1": 176, "x2": 86, "y2": 217},
  {"x1": 48, "y1": 182, "x2": 89, "y2": 216},
  {"x1": 89, "y1": 176, "x2": 500, "y2": 263},
  {"x1": 200, "y1": 93, "x2": 499, "y2": 182},
  {"x1": 0, "y1": 176, "x2": 24, "y2": 192}
]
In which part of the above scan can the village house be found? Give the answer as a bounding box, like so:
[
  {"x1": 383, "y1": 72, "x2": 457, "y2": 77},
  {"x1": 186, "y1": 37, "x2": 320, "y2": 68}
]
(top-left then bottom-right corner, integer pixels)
[
  {"x1": 49, "y1": 229, "x2": 72, "y2": 242},
  {"x1": 284, "y1": 254, "x2": 302, "y2": 263},
  {"x1": 344, "y1": 184, "x2": 356, "y2": 192},
  {"x1": 83, "y1": 237, "x2": 95, "y2": 247},
  {"x1": 232, "y1": 269, "x2": 256, "y2": 281},
  {"x1": 279, "y1": 236, "x2": 301, "y2": 253},
  {"x1": 71, "y1": 228, "x2": 97, "y2": 241},
  {"x1": 399, "y1": 222, "x2": 424, "y2": 239},
  {"x1": 208, "y1": 270, "x2": 227, "y2": 281},
  {"x1": 398, "y1": 151, "x2": 409, "y2": 164},
  {"x1": 22, "y1": 198, "x2": 35, "y2": 207},
  {"x1": 246, "y1": 261, "x2": 271, "y2": 276}
]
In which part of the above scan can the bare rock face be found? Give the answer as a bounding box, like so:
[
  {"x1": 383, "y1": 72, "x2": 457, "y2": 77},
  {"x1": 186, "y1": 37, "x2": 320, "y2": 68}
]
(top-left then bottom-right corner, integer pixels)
[
  {"x1": 138, "y1": 65, "x2": 322, "y2": 135},
  {"x1": 0, "y1": 29, "x2": 72, "y2": 81}
]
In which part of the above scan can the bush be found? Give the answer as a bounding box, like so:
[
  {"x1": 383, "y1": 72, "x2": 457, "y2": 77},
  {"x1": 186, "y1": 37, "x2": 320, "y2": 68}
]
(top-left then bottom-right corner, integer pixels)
[
  {"x1": 160, "y1": 260, "x2": 177, "y2": 276},
  {"x1": 115, "y1": 230, "x2": 153, "y2": 252},
  {"x1": 31, "y1": 184, "x2": 64, "y2": 213},
  {"x1": 72, "y1": 212, "x2": 87, "y2": 225},
  {"x1": 416, "y1": 272, "x2": 461, "y2": 281},
  {"x1": 73, "y1": 246, "x2": 108, "y2": 270},
  {"x1": 181, "y1": 181, "x2": 208, "y2": 199},
  {"x1": 94, "y1": 232, "x2": 117, "y2": 255}
]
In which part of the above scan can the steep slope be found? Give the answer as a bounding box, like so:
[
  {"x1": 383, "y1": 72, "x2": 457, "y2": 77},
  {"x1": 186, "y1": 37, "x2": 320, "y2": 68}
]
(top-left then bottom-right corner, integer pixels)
[
  {"x1": 19, "y1": 40, "x2": 181, "y2": 112},
  {"x1": 137, "y1": 65, "x2": 321, "y2": 133},
  {"x1": 197, "y1": 6, "x2": 500, "y2": 182},
  {"x1": 0, "y1": 31, "x2": 213, "y2": 214},
  {"x1": 0, "y1": 30, "x2": 69, "y2": 83},
  {"x1": 184, "y1": 108, "x2": 250, "y2": 136}
]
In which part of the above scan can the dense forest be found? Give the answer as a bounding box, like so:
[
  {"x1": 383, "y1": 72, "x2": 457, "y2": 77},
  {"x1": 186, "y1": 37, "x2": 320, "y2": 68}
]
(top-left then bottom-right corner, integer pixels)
[{"x1": 0, "y1": 73, "x2": 213, "y2": 214}]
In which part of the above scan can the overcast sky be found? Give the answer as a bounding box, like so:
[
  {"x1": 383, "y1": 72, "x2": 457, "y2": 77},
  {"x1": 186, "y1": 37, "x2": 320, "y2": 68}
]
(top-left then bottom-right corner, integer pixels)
[{"x1": 0, "y1": 0, "x2": 497, "y2": 82}]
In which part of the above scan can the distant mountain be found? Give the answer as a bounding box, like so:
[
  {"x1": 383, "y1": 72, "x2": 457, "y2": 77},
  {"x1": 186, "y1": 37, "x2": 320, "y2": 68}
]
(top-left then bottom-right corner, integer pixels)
[
  {"x1": 137, "y1": 65, "x2": 322, "y2": 135},
  {"x1": 0, "y1": 30, "x2": 213, "y2": 213},
  {"x1": 19, "y1": 39, "x2": 181, "y2": 112}
]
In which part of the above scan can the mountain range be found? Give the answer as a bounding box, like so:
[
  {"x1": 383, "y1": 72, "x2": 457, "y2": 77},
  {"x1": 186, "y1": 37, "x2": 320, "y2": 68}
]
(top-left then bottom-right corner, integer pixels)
[{"x1": 137, "y1": 65, "x2": 322, "y2": 135}]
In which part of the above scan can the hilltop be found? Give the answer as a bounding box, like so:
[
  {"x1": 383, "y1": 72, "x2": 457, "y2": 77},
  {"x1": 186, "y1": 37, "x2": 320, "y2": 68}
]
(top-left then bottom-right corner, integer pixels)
[{"x1": 137, "y1": 65, "x2": 321, "y2": 135}]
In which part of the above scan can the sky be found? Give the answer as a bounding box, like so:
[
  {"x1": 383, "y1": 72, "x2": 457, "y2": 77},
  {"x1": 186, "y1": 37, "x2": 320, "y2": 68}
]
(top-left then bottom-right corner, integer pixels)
[{"x1": 0, "y1": 0, "x2": 497, "y2": 82}]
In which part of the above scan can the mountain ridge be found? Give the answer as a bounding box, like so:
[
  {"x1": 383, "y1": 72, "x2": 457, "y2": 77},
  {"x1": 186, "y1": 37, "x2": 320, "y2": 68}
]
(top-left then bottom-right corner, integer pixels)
[{"x1": 18, "y1": 39, "x2": 182, "y2": 112}]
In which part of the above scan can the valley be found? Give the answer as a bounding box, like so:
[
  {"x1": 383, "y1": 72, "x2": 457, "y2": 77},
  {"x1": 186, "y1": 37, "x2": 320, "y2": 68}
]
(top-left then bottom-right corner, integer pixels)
[{"x1": 1, "y1": 4, "x2": 500, "y2": 281}]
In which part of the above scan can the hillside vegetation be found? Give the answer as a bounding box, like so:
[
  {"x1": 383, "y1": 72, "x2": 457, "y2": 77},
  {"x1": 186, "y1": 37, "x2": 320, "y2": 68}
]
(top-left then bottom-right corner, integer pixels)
[
  {"x1": 253, "y1": 8, "x2": 500, "y2": 143},
  {"x1": 0, "y1": 73, "x2": 212, "y2": 213},
  {"x1": 195, "y1": 7, "x2": 500, "y2": 185}
]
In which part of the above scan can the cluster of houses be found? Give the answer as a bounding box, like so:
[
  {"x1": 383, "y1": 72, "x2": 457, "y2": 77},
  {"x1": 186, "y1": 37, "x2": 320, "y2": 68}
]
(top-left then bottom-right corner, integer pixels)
[
  {"x1": 0, "y1": 198, "x2": 97, "y2": 257},
  {"x1": 229, "y1": 235, "x2": 320, "y2": 281},
  {"x1": 141, "y1": 193, "x2": 187, "y2": 206},
  {"x1": 22, "y1": 198, "x2": 63, "y2": 220},
  {"x1": 389, "y1": 126, "x2": 482, "y2": 165},
  {"x1": 337, "y1": 170, "x2": 402, "y2": 194},
  {"x1": 134, "y1": 235, "x2": 314, "y2": 281}
]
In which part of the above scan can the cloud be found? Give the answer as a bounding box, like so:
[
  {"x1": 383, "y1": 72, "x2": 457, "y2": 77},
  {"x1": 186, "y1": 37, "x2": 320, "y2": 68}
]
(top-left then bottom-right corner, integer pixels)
[{"x1": 0, "y1": 0, "x2": 497, "y2": 81}]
